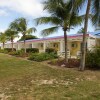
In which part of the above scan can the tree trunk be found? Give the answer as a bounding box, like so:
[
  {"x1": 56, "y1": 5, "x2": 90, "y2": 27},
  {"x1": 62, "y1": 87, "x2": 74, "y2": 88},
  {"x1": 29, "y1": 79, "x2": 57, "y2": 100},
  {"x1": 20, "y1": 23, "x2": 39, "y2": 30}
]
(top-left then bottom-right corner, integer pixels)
[
  {"x1": 11, "y1": 39, "x2": 14, "y2": 51},
  {"x1": 79, "y1": 0, "x2": 91, "y2": 71},
  {"x1": 3, "y1": 42, "x2": 5, "y2": 49},
  {"x1": 64, "y1": 30, "x2": 68, "y2": 63},
  {"x1": 24, "y1": 35, "x2": 26, "y2": 53}
]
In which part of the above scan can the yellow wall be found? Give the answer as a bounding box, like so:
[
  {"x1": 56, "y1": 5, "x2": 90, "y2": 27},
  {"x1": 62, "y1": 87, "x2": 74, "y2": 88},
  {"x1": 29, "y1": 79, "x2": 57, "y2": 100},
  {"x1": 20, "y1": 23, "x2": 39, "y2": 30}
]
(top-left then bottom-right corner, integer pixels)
[
  {"x1": 51, "y1": 42, "x2": 60, "y2": 51},
  {"x1": 70, "y1": 41, "x2": 81, "y2": 56},
  {"x1": 96, "y1": 39, "x2": 100, "y2": 47}
]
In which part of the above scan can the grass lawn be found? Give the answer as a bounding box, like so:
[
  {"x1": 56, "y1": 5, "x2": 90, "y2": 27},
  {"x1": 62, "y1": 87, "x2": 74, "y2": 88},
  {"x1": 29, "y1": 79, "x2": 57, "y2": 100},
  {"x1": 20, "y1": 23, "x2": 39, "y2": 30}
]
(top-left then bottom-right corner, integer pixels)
[{"x1": 0, "y1": 53, "x2": 100, "y2": 100}]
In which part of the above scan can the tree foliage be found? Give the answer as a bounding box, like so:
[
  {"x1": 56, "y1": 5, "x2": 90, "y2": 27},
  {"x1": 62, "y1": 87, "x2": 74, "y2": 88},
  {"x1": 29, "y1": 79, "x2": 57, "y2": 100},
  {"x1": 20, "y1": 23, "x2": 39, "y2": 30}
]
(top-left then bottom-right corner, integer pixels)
[
  {"x1": 19, "y1": 35, "x2": 38, "y2": 41},
  {"x1": 35, "y1": 0, "x2": 83, "y2": 62}
]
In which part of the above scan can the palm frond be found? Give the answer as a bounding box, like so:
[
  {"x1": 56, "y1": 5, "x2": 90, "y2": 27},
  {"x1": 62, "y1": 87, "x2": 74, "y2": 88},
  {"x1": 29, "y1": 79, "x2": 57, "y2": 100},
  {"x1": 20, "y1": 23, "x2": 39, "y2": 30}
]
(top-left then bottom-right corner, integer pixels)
[
  {"x1": 0, "y1": 32, "x2": 8, "y2": 43},
  {"x1": 5, "y1": 29, "x2": 19, "y2": 41},
  {"x1": 13, "y1": 18, "x2": 27, "y2": 32},
  {"x1": 92, "y1": 0, "x2": 100, "y2": 27},
  {"x1": 35, "y1": 17, "x2": 62, "y2": 26},
  {"x1": 69, "y1": 14, "x2": 83, "y2": 27},
  {"x1": 43, "y1": 0, "x2": 62, "y2": 12},
  {"x1": 70, "y1": 0, "x2": 86, "y2": 14},
  {"x1": 41, "y1": 26, "x2": 59, "y2": 36},
  {"x1": 26, "y1": 27, "x2": 37, "y2": 34},
  {"x1": 9, "y1": 21, "x2": 20, "y2": 32}
]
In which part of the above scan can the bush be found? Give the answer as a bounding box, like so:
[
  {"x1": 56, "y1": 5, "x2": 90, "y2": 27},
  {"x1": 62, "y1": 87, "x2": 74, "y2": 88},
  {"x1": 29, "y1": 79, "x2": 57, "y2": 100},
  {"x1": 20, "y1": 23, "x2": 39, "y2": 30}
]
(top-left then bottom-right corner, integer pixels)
[
  {"x1": 28, "y1": 53, "x2": 58, "y2": 62},
  {"x1": 86, "y1": 47, "x2": 100, "y2": 69},
  {"x1": 0, "y1": 49, "x2": 6, "y2": 53},
  {"x1": 26, "y1": 48, "x2": 39, "y2": 53},
  {"x1": 45, "y1": 48, "x2": 57, "y2": 54},
  {"x1": 14, "y1": 49, "x2": 25, "y2": 56},
  {"x1": 4, "y1": 48, "x2": 16, "y2": 52},
  {"x1": 8, "y1": 51, "x2": 17, "y2": 55},
  {"x1": 0, "y1": 49, "x2": 10, "y2": 53},
  {"x1": 8, "y1": 49, "x2": 25, "y2": 57}
]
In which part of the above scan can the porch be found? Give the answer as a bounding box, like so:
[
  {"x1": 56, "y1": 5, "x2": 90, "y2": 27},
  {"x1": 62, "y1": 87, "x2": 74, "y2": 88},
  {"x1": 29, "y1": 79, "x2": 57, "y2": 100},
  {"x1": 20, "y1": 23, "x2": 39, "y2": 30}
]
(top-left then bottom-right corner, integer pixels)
[{"x1": 31, "y1": 39, "x2": 82, "y2": 58}]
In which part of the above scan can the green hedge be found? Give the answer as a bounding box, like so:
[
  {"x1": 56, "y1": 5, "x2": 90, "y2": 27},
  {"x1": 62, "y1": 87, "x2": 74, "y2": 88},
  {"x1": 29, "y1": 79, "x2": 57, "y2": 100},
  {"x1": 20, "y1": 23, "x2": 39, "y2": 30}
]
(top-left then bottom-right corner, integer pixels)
[
  {"x1": 45, "y1": 48, "x2": 57, "y2": 54},
  {"x1": 26, "y1": 48, "x2": 39, "y2": 53},
  {"x1": 12, "y1": 49, "x2": 25, "y2": 56},
  {"x1": 28, "y1": 53, "x2": 58, "y2": 62},
  {"x1": 0, "y1": 49, "x2": 7, "y2": 53},
  {"x1": 4, "y1": 48, "x2": 16, "y2": 52}
]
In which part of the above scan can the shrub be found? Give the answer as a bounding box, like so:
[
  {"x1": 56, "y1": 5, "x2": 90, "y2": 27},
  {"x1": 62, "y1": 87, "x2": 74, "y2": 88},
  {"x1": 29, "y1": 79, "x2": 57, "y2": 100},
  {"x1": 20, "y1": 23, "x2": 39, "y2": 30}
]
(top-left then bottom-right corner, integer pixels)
[
  {"x1": 0, "y1": 49, "x2": 6, "y2": 53},
  {"x1": 28, "y1": 53, "x2": 58, "y2": 62},
  {"x1": 0, "y1": 49, "x2": 10, "y2": 53},
  {"x1": 86, "y1": 47, "x2": 100, "y2": 69},
  {"x1": 14, "y1": 49, "x2": 25, "y2": 56},
  {"x1": 45, "y1": 48, "x2": 57, "y2": 54},
  {"x1": 8, "y1": 51, "x2": 17, "y2": 55},
  {"x1": 8, "y1": 49, "x2": 25, "y2": 56},
  {"x1": 26, "y1": 48, "x2": 39, "y2": 53},
  {"x1": 4, "y1": 48, "x2": 16, "y2": 52}
]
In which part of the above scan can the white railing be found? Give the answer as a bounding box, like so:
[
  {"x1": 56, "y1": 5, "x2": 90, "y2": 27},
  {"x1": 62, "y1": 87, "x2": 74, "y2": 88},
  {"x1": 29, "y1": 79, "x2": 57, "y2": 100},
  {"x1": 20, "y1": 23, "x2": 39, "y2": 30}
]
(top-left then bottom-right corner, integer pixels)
[
  {"x1": 58, "y1": 51, "x2": 70, "y2": 58},
  {"x1": 77, "y1": 51, "x2": 82, "y2": 58}
]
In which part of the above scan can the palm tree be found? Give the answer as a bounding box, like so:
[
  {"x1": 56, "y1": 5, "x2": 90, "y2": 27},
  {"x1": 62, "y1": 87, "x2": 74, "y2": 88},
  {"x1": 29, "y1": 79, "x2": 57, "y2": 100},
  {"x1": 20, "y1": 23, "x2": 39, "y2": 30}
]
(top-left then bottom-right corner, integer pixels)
[
  {"x1": 35, "y1": 0, "x2": 83, "y2": 63},
  {"x1": 72, "y1": 0, "x2": 100, "y2": 70},
  {"x1": 5, "y1": 29, "x2": 18, "y2": 51},
  {"x1": 79, "y1": 0, "x2": 92, "y2": 71},
  {"x1": 0, "y1": 32, "x2": 7, "y2": 49},
  {"x1": 10, "y1": 18, "x2": 36, "y2": 53}
]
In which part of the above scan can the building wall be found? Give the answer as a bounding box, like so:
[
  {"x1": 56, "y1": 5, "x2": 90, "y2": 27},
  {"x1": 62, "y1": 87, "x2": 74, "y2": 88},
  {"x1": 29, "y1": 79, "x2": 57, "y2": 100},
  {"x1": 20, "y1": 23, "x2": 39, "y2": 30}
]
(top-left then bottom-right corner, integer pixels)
[
  {"x1": 96, "y1": 39, "x2": 100, "y2": 47},
  {"x1": 70, "y1": 41, "x2": 81, "y2": 56},
  {"x1": 87, "y1": 38, "x2": 96, "y2": 50},
  {"x1": 1, "y1": 35, "x2": 99, "y2": 57}
]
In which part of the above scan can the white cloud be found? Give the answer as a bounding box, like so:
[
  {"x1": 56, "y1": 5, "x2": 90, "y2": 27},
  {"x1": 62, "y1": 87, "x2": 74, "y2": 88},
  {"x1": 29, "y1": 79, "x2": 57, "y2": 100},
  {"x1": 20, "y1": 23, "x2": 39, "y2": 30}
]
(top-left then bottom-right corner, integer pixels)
[
  {"x1": 0, "y1": 0, "x2": 45, "y2": 17},
  {"x1": 0, "y1": 28, "x2": 5, "y2": 32},
  {"x1": 0, "y1": 9, "x2": 8, "y2": 16}
]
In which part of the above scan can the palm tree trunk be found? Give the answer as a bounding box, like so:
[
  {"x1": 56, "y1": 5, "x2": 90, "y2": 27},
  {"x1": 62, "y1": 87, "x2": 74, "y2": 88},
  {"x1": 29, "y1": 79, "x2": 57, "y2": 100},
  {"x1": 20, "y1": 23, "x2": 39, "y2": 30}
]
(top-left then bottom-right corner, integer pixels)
[
  {"x1": 64, "y1": 30, "x2": 68, "y2": 63},
  {"x1": 11, "y1": 39, "x2": 14, "y2": 51},
  {"x1": 3, "y1": 42, "x2": 5, "y2": 49},
  {"x1": 24, "y1": 35, "x2": 26, "y2": 53},
  {"x1": 79, "y1": 0, "x2": 91, "y2": 71}
]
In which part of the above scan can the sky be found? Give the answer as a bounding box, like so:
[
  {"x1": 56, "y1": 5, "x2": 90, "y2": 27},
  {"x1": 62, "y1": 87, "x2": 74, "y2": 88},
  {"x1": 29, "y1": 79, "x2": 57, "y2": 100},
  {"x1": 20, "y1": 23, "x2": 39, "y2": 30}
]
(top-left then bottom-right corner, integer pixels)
[{"x1": 0, "y1": 0, "x2": 96, "y2": 41}]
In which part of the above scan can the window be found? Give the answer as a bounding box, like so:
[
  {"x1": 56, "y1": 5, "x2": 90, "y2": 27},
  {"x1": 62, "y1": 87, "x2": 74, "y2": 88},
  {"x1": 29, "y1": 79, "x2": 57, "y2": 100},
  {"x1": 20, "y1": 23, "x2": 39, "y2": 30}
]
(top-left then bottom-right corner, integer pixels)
[{"x1": 71, "y1": 43, "x2": 77, "y2": 48}]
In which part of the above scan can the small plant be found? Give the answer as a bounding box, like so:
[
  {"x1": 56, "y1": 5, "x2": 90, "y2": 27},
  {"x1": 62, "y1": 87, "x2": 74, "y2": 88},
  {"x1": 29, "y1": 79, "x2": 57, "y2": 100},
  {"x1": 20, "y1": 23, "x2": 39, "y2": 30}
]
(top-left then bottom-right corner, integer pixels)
[{"x1": 50, "y1": 59, "x2": 58, "y2": 65}]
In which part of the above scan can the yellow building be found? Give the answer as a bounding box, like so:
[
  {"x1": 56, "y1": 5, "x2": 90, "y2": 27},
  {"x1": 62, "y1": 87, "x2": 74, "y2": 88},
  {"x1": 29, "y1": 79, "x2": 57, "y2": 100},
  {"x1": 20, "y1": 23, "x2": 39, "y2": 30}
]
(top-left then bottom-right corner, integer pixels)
[{"x1": 1, "y1": 33, "x2": 100, "y2": 58}]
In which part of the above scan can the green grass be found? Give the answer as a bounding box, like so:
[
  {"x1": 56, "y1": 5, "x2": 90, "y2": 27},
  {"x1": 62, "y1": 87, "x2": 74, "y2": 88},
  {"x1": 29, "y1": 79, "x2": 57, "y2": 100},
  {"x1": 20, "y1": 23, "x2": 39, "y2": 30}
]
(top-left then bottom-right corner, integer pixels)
[{"x1": 0, "y1": 53, "x2": 100, "y2": 100}]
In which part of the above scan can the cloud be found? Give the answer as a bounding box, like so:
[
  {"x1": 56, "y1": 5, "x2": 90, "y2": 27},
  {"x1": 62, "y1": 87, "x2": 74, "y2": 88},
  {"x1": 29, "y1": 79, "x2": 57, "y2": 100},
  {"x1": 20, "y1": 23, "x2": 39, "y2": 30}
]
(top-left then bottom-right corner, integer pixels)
[
  {"x1": 0, "y1": 9, "x2": 8, "y2": 16},
  {"x1": 0, "y1": 0, "x2": 45, "y2": 17},
  {"x1": 0, "y1": 28, "x2": 5, "y2": 32}
]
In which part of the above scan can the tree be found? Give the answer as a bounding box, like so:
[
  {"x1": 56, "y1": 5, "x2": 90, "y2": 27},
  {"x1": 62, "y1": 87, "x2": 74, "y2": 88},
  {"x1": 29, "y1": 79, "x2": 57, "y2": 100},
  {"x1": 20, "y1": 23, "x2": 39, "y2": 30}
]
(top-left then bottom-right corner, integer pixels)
[
  {"x1": 5, "y1": 29, "x2": 18, "y2": 51},
  {"x1": 19, "y1": 35, "x2": 38, "y2": 41},
  {"x1": 72, "y1": 0, "x2": 100, "y2": 70},
  {"x1": 79, "y1": 0, "x2": 92, "y2": 71},
  {"x1": 0, "y1": 32, "x2": 7, "y2": 49},
  {"x1": 35, "y1": 0, "x2": 83, "y2": 63},
  {"x1": 10, "y1": 18, "x2": 37, "y2": 53}
]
